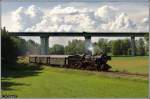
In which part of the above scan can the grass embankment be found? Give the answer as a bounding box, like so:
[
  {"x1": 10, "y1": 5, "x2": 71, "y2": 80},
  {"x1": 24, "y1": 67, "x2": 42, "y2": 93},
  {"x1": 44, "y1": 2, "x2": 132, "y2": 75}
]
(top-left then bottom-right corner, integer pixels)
[{"x1": 1, "y1": 56, "x2": 148, "y2": 98}]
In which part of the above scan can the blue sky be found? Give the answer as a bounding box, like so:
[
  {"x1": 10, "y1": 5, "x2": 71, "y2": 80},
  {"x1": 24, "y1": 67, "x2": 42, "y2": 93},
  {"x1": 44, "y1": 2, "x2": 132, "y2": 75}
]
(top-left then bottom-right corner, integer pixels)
[
  {"x1": 2, "y1": 0, "x2": 148, "y2": 12},
  {"x1": 1, "y1": 0, "x2": 149, "y2": 46}
]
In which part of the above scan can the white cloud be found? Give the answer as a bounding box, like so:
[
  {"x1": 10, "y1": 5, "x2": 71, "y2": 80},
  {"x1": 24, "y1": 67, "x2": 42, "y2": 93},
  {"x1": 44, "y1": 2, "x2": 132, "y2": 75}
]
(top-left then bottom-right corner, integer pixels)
[
  {"x1": 137, "y1": 17, "x2": 149, "y2": 32},
  {"x1": 11, "y1": 5, "x2": 43, "y2": 32},
  {"x1": 110, "y1": 13, "x2": 136, "y2": 31},
  {"x1": 95, "y1": 5, "x2": 118, "y2": 22},
  {"x1": 8, "y1": 4, "x2": 148, "y2": 32},
  {"x1": 142, "y1": 17, "x2": 149, "y2": 24},
  {"x1": 50, "y1": 5, "x2": 79, "y2": 15}
]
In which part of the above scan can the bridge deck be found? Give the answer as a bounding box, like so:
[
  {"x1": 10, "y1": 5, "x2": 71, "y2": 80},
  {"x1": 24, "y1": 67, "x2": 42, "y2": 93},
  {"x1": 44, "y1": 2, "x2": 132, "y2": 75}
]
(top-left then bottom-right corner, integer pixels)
[{"x1": 8, "y1": 32, "x2": 148, "y2": 37}]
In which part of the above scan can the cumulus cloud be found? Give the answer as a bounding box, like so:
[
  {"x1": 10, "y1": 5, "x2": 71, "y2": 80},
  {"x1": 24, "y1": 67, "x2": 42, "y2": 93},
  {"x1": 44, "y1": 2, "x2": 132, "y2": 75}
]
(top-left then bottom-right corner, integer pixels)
[
  {"x1": 142, "y1": 17, "x2": 149, "y2": 24},
  {"x1": 25, "y1": 5, "x2": 96, "y2": 32},
  {"x1": 110, "y1": 13, "x2": 136, "y2": 31},
  {"x1": 9, "y1": 4, "x2": 146, "y2": 32},
  {"x1": 95, "y1": 5, "x2": 118, "y2": 22},
  {"x1": 11, "y1": 5, "x2": 43, "y2": 32},
  {"x1": 137, "y1": 17, "x2": 149, "y2": 32}
]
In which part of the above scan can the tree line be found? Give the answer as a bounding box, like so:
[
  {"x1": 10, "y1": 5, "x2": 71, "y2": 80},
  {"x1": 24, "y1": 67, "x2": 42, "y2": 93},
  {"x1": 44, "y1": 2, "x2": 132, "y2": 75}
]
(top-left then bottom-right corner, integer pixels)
[
  {"x1": 49, "y1": 38, "x2": 149, "y2": 56},
  {"x1": 1, "y1": 27, "x2": 40, "y2": 65},
  {"x1": 1, "y1": 27, "x2": 149, "y2": 65}
]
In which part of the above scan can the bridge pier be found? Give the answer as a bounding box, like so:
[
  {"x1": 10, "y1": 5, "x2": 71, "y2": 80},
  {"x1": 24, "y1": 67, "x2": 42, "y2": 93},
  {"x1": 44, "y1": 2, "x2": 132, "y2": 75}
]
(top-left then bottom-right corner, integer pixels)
[
  {"x1": 84, "y1": 36, "x2": 92, "y2": 55},
  {"x1": 40, "y1": 36, "x2": 49, "y2": 55},
  {"x1": 131, "y1": 35, "x2": 135, "y2": 56}
]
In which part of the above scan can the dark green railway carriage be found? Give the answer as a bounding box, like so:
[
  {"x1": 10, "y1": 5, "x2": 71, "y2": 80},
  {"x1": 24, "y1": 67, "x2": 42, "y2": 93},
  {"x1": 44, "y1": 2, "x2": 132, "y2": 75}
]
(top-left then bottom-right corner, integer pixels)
[{"x1": 29, "y1": 55, "x2": 69, "y2": 66}]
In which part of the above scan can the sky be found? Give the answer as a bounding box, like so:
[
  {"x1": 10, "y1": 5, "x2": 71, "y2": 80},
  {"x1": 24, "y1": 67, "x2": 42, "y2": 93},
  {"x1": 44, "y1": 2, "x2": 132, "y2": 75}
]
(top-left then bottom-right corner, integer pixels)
[{"x1": 1, "y1": 0, "x2": 149, "y2": 47}]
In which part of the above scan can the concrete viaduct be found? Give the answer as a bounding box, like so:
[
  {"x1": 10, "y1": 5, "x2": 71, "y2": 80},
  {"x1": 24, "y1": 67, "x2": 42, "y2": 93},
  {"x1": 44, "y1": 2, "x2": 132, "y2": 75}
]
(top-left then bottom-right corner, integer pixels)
[{"x1": 8, "y1": 32, "x2": 148, "y2": 56}]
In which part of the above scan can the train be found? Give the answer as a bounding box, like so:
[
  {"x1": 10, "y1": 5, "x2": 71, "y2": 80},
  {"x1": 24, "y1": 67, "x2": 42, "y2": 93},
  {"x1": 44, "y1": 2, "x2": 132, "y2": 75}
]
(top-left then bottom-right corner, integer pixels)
[{"x1": 29, "y1": 54, "x2": 112, "y2": 71}]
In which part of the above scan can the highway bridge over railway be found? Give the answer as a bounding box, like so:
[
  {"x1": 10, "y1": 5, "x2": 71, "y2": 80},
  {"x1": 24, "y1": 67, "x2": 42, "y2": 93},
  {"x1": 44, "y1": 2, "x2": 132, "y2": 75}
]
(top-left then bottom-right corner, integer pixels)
[{"x1": 8, "y1": 32, "x2": 148, "y2": 56}]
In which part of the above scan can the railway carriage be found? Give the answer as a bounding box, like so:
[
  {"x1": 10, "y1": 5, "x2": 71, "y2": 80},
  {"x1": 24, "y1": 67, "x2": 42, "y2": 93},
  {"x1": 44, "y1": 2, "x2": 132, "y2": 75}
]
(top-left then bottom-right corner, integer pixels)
[{"x1": 29, "y1": 55, "x2": 68, "y2": 66}]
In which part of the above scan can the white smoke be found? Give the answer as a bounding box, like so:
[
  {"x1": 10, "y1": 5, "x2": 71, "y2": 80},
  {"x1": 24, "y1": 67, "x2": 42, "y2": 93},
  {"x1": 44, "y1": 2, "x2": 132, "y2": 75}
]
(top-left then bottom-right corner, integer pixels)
[{"x1": 88, "y1": 44, "x2": 94, "y2": 55}]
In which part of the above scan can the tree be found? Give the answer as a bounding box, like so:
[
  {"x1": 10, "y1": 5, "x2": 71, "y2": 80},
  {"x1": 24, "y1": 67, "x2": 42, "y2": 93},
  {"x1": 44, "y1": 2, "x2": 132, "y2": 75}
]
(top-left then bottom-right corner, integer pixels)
[
  {"x1": 112, "y1": 40, "x2": 122, "y2": 55},
  {"x1": 49, "y1": 44, "x2": 64, "y2": 55},
  {"x1": 136, "y1": 38, "x2": 146, "y2": 56},
  {"x1": 26, "y1": 40, "x2": 40, "y2": 55},
  {"x1": 144, "y1": 34, "x2": 149, "y2": 43},
  {"x1": 97, "y1": 38, "x2": 108, "y2": 53},
  {"x1": 122, "y1": 39, "x2": 131, "y2": 55},
  {"x1": 127, "y1": 48, "x2": 132, "y2": 55},
  {"x1": 93, "y1": 44, "x2": 102, "y2": 55},
  {"x1": 11, "y1": 36, "x2": 28, "y2": 55},
  {"x1": 1, "y1": 27, "x2": 19, "y2": 64},
  {"x1": 1, "y1": 26, "x2": 41, "y2": 66},
  {"x1": 144, "y1": 34, "x2": 149, "y2": 55},
  {"x1": 111, "y1": 39, "x2": 131, "y2": 55},
  {"x1": 65, "y1": 40, "x2": 84, "y2": 55}
]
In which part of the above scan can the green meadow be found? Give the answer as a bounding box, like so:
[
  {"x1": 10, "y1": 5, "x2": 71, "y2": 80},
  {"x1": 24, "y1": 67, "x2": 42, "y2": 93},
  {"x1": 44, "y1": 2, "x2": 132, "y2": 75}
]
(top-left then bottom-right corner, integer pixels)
[
  {"x1": 1, "y1": 56, "x2": 148, "y2": 98},
  {"x1": 109, "y1": 56, "x2": 148, "y2": 74}
]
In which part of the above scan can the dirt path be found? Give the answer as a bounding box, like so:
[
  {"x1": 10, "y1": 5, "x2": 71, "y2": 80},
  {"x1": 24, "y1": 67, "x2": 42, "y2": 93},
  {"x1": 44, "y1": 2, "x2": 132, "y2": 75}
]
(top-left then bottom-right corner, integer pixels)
[
  {"x1": 100, "y1": 70, "x2": 148, "y2": 80},
  {"x1": 109, "y1": 70, "x2": 148, "y2": 77}
]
